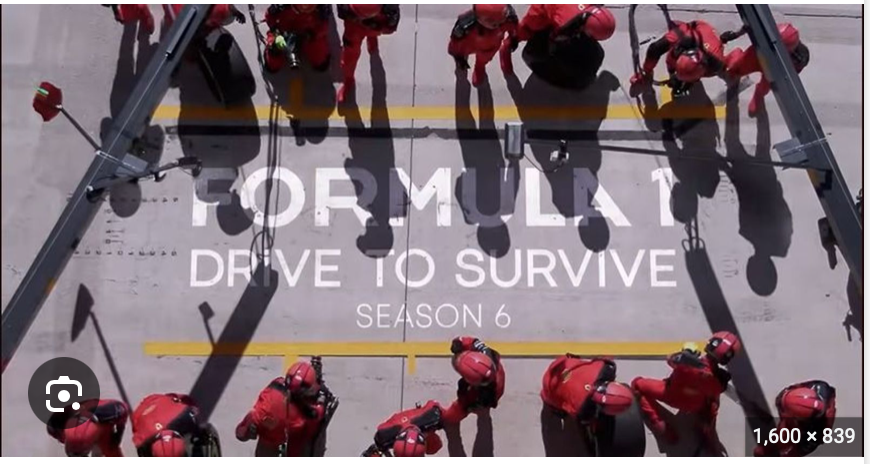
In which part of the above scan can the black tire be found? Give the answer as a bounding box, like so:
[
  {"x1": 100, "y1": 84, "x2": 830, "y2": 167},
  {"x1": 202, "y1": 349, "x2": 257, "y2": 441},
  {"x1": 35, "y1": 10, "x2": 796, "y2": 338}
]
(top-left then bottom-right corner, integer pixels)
[
  {"x1": 199, "y1": 29, "x2": 256, "y2": 106},
  {"x1": 192, "y1": 424, "x2": 222, "y2": 457},
  {"x1": 594, "y1": 384, "x2": 646, "y2": 457}
]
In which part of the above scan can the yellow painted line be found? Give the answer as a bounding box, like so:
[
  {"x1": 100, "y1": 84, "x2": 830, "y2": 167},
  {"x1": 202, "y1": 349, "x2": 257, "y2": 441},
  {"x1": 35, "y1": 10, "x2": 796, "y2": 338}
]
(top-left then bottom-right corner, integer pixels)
[
  {"x1": 144, "y1": 341, "x2": 705, "y2": 373},
  {"x1": 283, "y1": 354, "x2": 298, "y2": 371},
  {"x1": 660, "y1": 82, "x2": 673, "y2": 106},
  {"x1": 152, "y1": 103, "x2": 724, "y2": 122}
]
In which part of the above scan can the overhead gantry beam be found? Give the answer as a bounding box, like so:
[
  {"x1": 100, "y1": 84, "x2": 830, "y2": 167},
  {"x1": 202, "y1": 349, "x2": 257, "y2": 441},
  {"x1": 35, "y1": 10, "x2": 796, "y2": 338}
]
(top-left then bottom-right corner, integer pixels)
[
  {"x1": 1, "y1": 5, "x2": 212, "y2": 372},
  {"x1": 737, "y1": 5, "x2": 863, "y2": 291}
]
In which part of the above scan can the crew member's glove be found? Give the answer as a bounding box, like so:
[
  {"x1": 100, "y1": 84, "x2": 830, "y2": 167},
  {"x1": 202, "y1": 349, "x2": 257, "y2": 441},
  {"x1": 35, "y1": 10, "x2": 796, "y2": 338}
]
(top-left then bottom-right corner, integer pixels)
[
  {"x1": 235, "y1": 414, "x2": 257, "y2": 441},
  {"x1": 719, "y1": 30, "x2": 741, "y2": 44},
  {"x1": 274, "y1": 34, "x2": 288, "y2": 50},
  {"x1": 629, "y1": 71, "x2": 651, "y2": 86},
  {"x1": 452, "y1": 54, "x2": 470, "y2": 71}
]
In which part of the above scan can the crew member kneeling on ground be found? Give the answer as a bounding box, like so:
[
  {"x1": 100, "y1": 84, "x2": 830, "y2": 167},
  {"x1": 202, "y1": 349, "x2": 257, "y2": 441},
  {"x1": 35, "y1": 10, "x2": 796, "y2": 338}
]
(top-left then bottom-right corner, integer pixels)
[
  {"x1": 442, "y1": 336, "x2": 506, "y2": 425},
  {"x1": 132, "y1": 393, "x2": 218, "y2": 457},
  {"x1": 541, "y1": 355, "x2": 633, "y2": 433},
  {"x1": 631, "y1": 19, "x2": 725, "y2": 96},
  {"x1": 631, "y1": 332, "x2": 740, "y2": 454},
  {"x1": 363, "y1": 400, "x2": 445, "y2": 457},
  {"x1": 236, "y1": 359, "x2": 334, "y2": 456},
  {"x1": 47, "y1": 398, "x2": 128, "y2": 457}
]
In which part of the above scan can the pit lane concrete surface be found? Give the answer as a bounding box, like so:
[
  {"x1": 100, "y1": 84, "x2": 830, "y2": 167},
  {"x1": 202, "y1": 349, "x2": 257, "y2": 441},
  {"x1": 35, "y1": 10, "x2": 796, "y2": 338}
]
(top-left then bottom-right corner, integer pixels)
[{"x1": 1, "y1": 4, "x2": 863, "y2": 457}]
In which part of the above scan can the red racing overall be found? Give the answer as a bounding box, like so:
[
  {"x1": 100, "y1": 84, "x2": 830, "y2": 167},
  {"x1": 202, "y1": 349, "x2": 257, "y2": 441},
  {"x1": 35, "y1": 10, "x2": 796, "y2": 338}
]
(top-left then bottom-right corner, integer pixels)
[
  {"x1": 165, "y1": 4, "x2": 242, "y2": 35},
  {"x1": 131, "y1": 393, "x2": 204, "y2": 456},
  {"x1": 374, "y1": 400, "x2": 444, "y2": 456},
  {"x1": 112, "y1": 4, "x2": 155, "y2": 35},
  {"x1": 236, "y1": 377, "x2": 325, "y2": 456},
  {"x1": 724, "y1": 25, "x2": 809, "y2": 115},
  {"x1": 47, "y1": 399, "x2": 128, "y2": 457},
  {"x1": 541, "y1": 356, "x2": 615, "y2": 426},
  {"x1": 516, "y1": 4, "x2": 591, "y2": 42},
  {"x1": 640, "y1": 20, "x2": 725, "y2": 80},
  {"x1": 264, "y1": 5, "x2": 332, "y2": 72},
  {"x1": 337, "y1": 5, "x2": 399, "y2": 84},
  {"x1": 448, "y1": 6, "x2": 518, "y2": 86},
  {"x1": 631, "y1": 350, "x2": 730, "y2": 446},
  {"x1": 442, "y1": 337, "x2": 506, "y2": 425}
]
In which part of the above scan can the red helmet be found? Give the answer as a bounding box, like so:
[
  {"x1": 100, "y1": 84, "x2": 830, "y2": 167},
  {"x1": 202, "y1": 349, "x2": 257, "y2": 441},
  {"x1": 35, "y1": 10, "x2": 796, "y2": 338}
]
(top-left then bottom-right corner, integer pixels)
[
  {"x1": 151, "y1": 430, "x2": 187, "y2": 457},
  {"x1": 675, "y1": 52, "x2": 705, "y2": 83},
  {"x1": 705, "y1": 331, "x2": 741, "y2": 365},
  {"x1": 286, "y1": 361, "x2": 320, "y2": 397},
  {"x1": 779, "y1": 387, "x2": 824, "y2": 419},
  {"x1": 474, "y1": 4, "x2": 508, "y2": 29},
  {"x1": 453, "y1": 351, "x2": 496, "y2": 386},
  {"x1": 778, "y1": 23, "x2": 800, "y2": 52},
  {"x1": 393, "y1": 426, "x2": 426, "y2": 457},
  {"x1": 351, "y1": 4, "x2": 383, "y2": 19},
  {"x1": 581, "y1": 5, "x2": 615, "y2": 41},
  {"x1": 64, "y1": 418, "x2": 99, "y2": 456},
  {"x1": 591, "y1": 381, "x2": 634, "y2": 416}
]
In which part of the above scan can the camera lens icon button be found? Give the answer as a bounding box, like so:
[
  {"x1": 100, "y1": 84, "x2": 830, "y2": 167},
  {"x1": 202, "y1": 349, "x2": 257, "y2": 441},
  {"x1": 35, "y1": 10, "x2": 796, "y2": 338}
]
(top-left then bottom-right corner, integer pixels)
[{"x1": 28, "y1": 358, "x2": 100, "y2": 427}]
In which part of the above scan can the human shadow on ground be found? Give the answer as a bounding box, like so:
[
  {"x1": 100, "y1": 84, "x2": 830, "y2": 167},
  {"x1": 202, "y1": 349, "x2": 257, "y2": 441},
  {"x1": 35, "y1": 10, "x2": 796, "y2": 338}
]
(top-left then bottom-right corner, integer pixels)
[
  {"x1": 339, "y1": 51, "x2": 408, "y2": 258},
  {"x1": 176, "y1": 36, "x2": 261, "y2": 237},
  {"x1": 455, "y1": 72, "x2": 519, "y2": 258},
  {"x1": 506, "y1": 69, "x2": 619, "y2": 252},
  {"x1": 659, "y1": 82, "x2": 723, "y2": 225},
  {"x1": 723, "y1": 84, "x2": 792, "y2": 297},
  {"x1": 188, "y1": 262, "x2": 279, "y2": 421},
  {"x1": 103, "y1": 23, "x2": 164, "y2": 218},
  {"x1": 682, "y1": 221, "x2": 777, "y2": 452},
  {"x1": 71, "y1": 284, "x2": 131, "y2": 407},
  {"x1": 444, "y1": 410, "x2": 495, "y2": 457}
]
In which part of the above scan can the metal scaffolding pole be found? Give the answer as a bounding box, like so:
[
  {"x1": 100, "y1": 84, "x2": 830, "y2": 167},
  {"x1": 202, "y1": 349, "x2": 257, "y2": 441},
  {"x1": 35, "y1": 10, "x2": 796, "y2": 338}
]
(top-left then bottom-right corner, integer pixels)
[
  {"x1": 1, "y1": 5, "x2": 212, "y2": 372},
  {"x1": 737, "y1": 5, "x2": 863, "y2": 291}
]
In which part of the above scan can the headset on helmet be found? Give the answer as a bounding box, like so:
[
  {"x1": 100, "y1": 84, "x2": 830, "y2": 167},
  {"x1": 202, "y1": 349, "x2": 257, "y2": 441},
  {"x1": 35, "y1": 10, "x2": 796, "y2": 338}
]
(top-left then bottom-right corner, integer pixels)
[
  {"x1": 392, "y1": 426, "x2": 426, "y2": 457},
  {"x1": 474, "y1": 4, "x2": 508, "y2": 29},
  {"x1": 580, "y1": 5, "x2": 615, "y2": 41},
  {"x1": 151, "y1": 430, "x2": 187, "y2": 457},
  {"x1": 590, "y1": 381, "x2": 634, "y2": 416},
  {"x1": 285, "y1": 361, "x2": 320, "y2": 397},
  {"x1": 705, "y1": 331, "x2": 741, "y2": 365},
  {"x1": 779, "y1": 387, "x2": 824, "y2": 419},
  {"x1": 453, "y1": 351, "x2": 496, "y2": 386},
  {"x1": 351, "y1": 4, "x2": 382, "y2": 20},
  {"x1": 777, "y1": 23, "x2": 800, "y2": 52}
]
